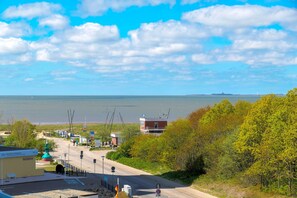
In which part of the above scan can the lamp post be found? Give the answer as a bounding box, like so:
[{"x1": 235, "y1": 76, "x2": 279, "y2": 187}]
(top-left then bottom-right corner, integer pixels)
[
  {"x1": 93, "y1": 159, "x2": 96, "y2": 173},
  {"x1": 64, "y1": 153, "x2": 67, "y2": 177},
  {"x1": 80, "y1": 151, "x2": 83, "y2": 170},
  {"x1": 101, "y1": 156, "x2": 105, "y2": 175}
]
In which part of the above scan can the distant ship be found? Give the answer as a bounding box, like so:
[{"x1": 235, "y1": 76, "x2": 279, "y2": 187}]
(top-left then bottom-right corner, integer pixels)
[{"x1": 211, "y1": 92, "x2": 233, "y2": 95}]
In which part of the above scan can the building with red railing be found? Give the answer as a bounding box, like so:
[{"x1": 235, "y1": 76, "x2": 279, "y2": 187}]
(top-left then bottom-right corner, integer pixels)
[{"x1": 139, "y1": 117, "x2": 167, "y2": 134}]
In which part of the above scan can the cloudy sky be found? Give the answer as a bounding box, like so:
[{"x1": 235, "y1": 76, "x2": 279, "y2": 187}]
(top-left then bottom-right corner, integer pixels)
[{"x1": 0, "y1": 0, "x2": 296, "y2": 95}]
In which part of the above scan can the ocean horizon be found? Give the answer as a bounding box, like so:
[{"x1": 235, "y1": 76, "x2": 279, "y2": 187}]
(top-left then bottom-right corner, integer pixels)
[{"x1": 0, "y1": 95, "x2": 261, "y2": 125}]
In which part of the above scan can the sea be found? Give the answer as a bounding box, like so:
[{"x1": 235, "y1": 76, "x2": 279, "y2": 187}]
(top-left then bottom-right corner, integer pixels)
[{"x1": 0, "y1": 95, "x2": 260, "y2": 125}]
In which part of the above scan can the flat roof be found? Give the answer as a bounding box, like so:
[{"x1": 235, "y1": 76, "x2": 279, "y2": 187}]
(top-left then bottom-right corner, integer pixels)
[
  {"x1": 0, "y1": 146, "x2": 30, "y2": 152},
  {"x1": 0, "y1": 146, "x2": 38, "y2": 159},
  {"x1": 139, "y1": 117, "x2": 167, "y2": 121}
]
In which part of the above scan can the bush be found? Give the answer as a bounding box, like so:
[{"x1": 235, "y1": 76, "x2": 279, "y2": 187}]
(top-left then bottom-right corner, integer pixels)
[{"x1": 106, "y1": 151, "x2": 123, "y2": 160}]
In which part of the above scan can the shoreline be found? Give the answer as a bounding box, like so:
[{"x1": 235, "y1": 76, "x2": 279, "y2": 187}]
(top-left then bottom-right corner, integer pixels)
[{"x1": 0, "y1": 121, "x2": 138, "y2": 126}]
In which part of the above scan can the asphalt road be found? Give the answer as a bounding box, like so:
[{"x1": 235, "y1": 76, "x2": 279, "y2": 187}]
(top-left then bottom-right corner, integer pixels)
[{"x1": 51, "y1": 137, "x2": 217, "y2": 198}]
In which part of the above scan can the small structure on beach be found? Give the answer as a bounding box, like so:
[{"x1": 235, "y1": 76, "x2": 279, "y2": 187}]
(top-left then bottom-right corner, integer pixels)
[
  {"x1": 42, "y1": 140, "x2": 52, "y2": 161},
  {"x1": 139, "y1": 117, "x2": 167, "y2": 134},
  {"x1": 111, "y1": 132, "x2": 123, "y2": 146}
]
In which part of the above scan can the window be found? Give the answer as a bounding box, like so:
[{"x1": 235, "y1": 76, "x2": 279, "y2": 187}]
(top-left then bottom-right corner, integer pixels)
[{"x1": 154, "y1": 122, "x2": 158, "y2": 129}]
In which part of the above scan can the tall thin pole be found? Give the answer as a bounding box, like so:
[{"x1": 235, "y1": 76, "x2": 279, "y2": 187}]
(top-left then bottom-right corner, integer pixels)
[
  {"x1": 64, "y1": 153, "x2": 67, "y2": 177},
  {"x1": 68, "y1": 144, "x2": 70, "y2": 164},
  {"x1": 101, "y1": 156, "x2": 105, "y2": 175}
]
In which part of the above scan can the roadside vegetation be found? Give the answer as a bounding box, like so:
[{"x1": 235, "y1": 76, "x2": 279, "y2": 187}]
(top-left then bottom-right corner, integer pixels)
[
  {"x1": 0, "y1": 120, "x2": 138, "y2": 157},
  {"x1": 2, "y1": 120, "x2": 57, "y2": 155},
  {"x1": 35, "y1": 122, "x2": 139, "y2": 142},
  {"x1": 107, "y1": 88, "x2": 297, "y2": 197},
  {"x1": 0, "y1": 89, "x2": 296, "y2": 197}
]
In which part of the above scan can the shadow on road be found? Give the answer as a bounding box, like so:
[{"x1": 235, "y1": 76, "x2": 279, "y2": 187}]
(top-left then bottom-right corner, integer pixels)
[{"x1": 1, "y1": 171, "x2": 199, "y2": 197}]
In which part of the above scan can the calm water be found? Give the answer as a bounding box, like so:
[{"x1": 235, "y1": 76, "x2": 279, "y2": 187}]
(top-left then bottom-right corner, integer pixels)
[{"x1": 0, "y1": 95, "x2": 260, "y2": 124}]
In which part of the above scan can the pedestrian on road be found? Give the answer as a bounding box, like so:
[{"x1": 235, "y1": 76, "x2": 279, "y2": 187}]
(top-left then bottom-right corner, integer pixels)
[{"x1": 156, "y1": 188, "x2": 161, "y2": 197}]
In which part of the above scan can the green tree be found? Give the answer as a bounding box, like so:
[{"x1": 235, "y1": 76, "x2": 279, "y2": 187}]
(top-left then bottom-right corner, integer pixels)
[
  {"x1": 199, "y1": 99, "x2": 235, "y2": 125},
  {"x1": 121, "y1": 125, "x2": 140, "y2": 143},
  {"x1": 235, "y1": 95, "x2": 281, "y2": 168},
  {"x1": 161, "y1": 119, "x2": 193, "y2": 170},
  {"x1": 5, "y1": 120, "x2": 36, "y2": 148},
  {"x1": 234, "y1": 92, "x2": 297, "y2": 194},
  {"x1": 187, "y1": 106, "x2": 210, "y2": 129}
]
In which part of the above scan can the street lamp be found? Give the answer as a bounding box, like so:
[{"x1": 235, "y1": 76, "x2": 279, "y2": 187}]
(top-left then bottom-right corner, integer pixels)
[
  {"x1": 101, "y1": 156, "x2": 105, "y2": 175},
  {"x1": 64, "y1": 153, "x2": 67, "y2": 177},
  {"x1": 93, "y1": 159, "x2": 96, "y2": 173},
  {"x1": 80, "y1": 151, "x2": 83, "y2": 170}
]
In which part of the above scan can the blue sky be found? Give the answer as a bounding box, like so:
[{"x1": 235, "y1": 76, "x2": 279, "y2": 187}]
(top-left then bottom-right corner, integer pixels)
[{"x1": 0, "y1": 0, "x2": 296, "y2": 95}]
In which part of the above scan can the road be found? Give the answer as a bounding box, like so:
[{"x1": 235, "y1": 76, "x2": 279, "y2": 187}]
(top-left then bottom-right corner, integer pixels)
[{"x1": 51, "y1": 137, "x2": 217, "y2": 198}]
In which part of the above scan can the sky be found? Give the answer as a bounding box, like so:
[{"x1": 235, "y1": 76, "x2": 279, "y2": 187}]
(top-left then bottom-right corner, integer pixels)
[{"x1": 0, "y1": 0, "x2": 296, "y2": 95}]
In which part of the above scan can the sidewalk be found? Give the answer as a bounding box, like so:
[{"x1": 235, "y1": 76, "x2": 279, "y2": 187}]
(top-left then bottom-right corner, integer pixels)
[{"x1": 0, "y1": 172, "x2": 67, "y2": 186}]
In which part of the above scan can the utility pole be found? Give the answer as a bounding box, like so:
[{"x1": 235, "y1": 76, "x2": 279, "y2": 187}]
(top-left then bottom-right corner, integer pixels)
[
  {"x1": 64, "y1": 153, "x2": 67, "y2": 177},
  {"x1": 93, "y1": 159, "x2": 96, "y2": 173},
  {"x1": 101, "y1": 156, "x2": 105, "y2": 175},
  {"x1": 80, "y1": 151, "x2": 83, "y2": 170}
]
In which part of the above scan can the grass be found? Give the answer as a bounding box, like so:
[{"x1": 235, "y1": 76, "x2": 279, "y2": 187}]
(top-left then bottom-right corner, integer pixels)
[
  {"x1": 43, "y1": 165, "x2": 56, "y2": 172},
  {"x1": 113, "y1": 157, "x2": 293, "y2": 198},
  {"x1": 116, "y1": 157, "x2": 170, "y2": 175},
  {"x1": 35, "y1": 123, "x2": 139, "y2": 140},
  {"x1": 191, "y1": 175, "x2": 290, "y2": 198}
]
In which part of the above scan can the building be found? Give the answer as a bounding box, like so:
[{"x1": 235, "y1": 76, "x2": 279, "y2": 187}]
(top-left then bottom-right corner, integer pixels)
[
  {"x1": 111, "y1": 132, "x2": 122, "y2": 146},
  {"x1": 0, "y1": 146, "x2": 43, "y2": 179},
  {"x1": 139, "y1": 117, "x2": 167, "y2": 133}
]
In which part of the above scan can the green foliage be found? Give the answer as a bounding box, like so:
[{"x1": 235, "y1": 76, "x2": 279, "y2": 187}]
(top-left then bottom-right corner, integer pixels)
[
  {"x1": 5, "y1": 120, "x2": 37, "y2": 148},
  {"x1": 131, "y1": 134, "x2": 161, "y2": 162},
  {"x1": 35, "y1": 139, "x2": 57, "y2": 153},
  {"x1": 121, "y1": 125, "x2": 140, "y2": 143},
  {"x1": 187, "y1": 106, "x2": 210, "y2": 129},
  {"x1": 161, "y1": 119, "x2": 194, "y2": 170},
  {"x1": 116, "y1": 157, "x2": 170, "y2": 174},
  {"x1": 0, "y1": 136, "x2": 4, "y2": 144},
  {"x1": 199, "y1": 99, "x2": 235, "y2": 125},
  {"x1": 106, "y1": 151, "x2": 123, "y2": 160},
  {"x1": 103, "y1": 89, "x2": 297, "y2": 196},
  {"x1": 117, "y1": 138, "x2": 135, "y2": 158},
  {"x1": 235, "y1": 91, "x2": 297, "y2": 195}
]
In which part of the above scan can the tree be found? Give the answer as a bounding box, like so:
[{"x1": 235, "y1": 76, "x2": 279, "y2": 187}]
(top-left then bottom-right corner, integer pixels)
[
  {"x1": 235, "y1": 95, "x2": 281, "y2": 164},
  {"x1": 121, "y1": 125, "x2": 140, "y2": 143},
  {"x1": 187, "y1": 106, "x2": 210, "y2": 129},
  {"x1": 5, "y1": 120, "x2": 36, "y2": 148},
  {"x1": 199, "y1": 99, "x2": 235, "y2": 125},
  {"x1": 161, "y1": 119, "x2": 193, "y2": 170},
  {"x1": 235, "y1": 92, "x2": 296, "y2": 194}
]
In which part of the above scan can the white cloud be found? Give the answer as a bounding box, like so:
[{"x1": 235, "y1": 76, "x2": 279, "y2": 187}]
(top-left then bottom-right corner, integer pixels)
[
  {"x1": 232, "y1": 29, "x2": 288, "y2": 41},
  {"x1": 163, "y1": 56, "x2": 186, "y2": 64},
  {"x1": 0, "y1": 38, "x2": 29, "y2": 55},
  {"x1": 3, "y1": 2, "x2": 62, "y2": 19},
  {"x1": 215, "y1": 27, "x2": 297, "y2": 66},
  {"x1": 51, "y1": 70, "x2": 77, "y2": 81},
  {"x1": 129, "y1": 20, "x2": 210, "y2": 45},
  {"x1": 192, "y1": 53, "x2": 214, "y2": 64},
  {"x1": 181, "y1": 0, "x2": 200, "y2": 5},
  {"x1": 51, "y1": 70, "x2": 77, "y2": 76},
  {"x1": 39, "y1": 14, "x2": 69, "y2": 30},
  {"x1": 51, "y1": 22, "x2": 119, "y2": 43},
  {"x1": 232, "y1": 40, "x2": 293, "y2": 51},
  {"x1": 183, "y1": 5, "x2": 297, "y2": 31},
  {"x1": 36, "y1": 49, "x2": 51, "y2": 61},
  {"x1": 78, "y1": 0, "x2": 175, "y2": 16},
  {"x1": 0, "y1": 21, "x2": 31, "y2": 37},
  {"x1": 148, "y1": 43, "x2": 188, "y2": 55}
]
